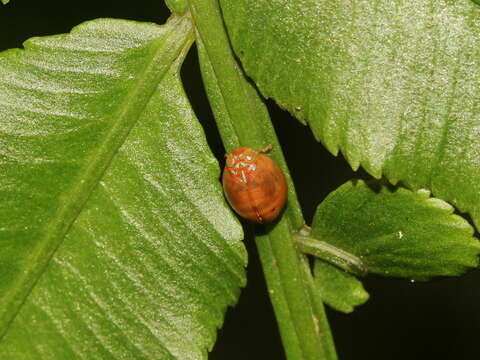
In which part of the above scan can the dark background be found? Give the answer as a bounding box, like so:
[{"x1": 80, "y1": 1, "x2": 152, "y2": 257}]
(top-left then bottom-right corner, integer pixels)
[{"x1": 1, "y1": 1, "x2": 480, "y2": 359}]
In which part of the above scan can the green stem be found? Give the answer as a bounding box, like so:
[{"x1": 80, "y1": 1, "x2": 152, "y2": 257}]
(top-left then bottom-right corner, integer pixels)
[
  {"x1": 188, "y1": 0, "x2": 332, "y2": 358},
  {"x1": 256, "y1": 221, "x2": 326, "y2": 360},
  {"x1": 254, "y1": 231, "x2": 306, "y2": 359},
  {"x1": 298, "y1": 255, "x2": 337, "y2": 360},
  {"x1": 294, "y1": 234, "x2": 368, "y2": 277}
]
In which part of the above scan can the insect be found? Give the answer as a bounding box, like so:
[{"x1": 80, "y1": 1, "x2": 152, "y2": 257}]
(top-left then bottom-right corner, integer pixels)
[{"x1": 222, "y1": 146, "x2": 288, "y2": 223}]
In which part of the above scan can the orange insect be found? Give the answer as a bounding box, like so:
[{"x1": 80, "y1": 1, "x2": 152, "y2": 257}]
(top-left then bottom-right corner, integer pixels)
[{"x1": 222, "y1": 146, "x2": 288, "y2": 223}]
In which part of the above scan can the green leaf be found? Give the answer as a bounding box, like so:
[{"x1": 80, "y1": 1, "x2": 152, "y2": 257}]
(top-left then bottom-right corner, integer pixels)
[
  {"x1": 313, "y1": 261, "x2": 369, "y2": 314},
  {"x1": 1, "y1": 0, "x2": 9, "y2": 5},
  {"x1": 0, "y1": 16, "x2": 246, "y2": 358},
  {"x1": 311, "y1": 181, "x2": 480, "y2": 280},
  {"x1": 219, "y1": 0, "x2": 480, "y2": 230}
]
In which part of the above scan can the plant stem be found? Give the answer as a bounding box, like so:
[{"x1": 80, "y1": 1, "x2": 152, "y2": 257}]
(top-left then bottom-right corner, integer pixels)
[
  {"x1": 254, "y1": 231, "x2": 306, "y2": 359},
  {"x1": 294, "y1": 234, "x2": 368, "y2": 277},
  {"x1": 188, "y1": 0, "x2": 334, "y2": 358},
  {"x1": 298, "y1": 255, "x2": 337, "y2": 360},
  {"x1": 256, "y1": 221, "x2": 326, "y2": 360}
]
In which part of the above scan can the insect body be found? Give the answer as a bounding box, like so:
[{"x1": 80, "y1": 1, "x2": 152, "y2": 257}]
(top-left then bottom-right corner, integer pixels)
[{"x1": 222, "y1": 147, "x2": 288, "y2": 223}]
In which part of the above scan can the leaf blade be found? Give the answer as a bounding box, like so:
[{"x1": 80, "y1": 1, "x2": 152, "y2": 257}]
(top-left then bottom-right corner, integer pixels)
[
  {"x1": 1, "y1": 15, "x2": 193, "y2": 335},
  {"x1": 0, "y1": 17, "x2": 246, "y2": 358},
  {"x1": 311, "y1": 181, "x2": 480, "y2": 280},
  {"x1": 313, "y1": 261, "x2": 369, "y2": 314},
  {"x1": 219, "y1": 0, "x2": 480, "y2": 229}
]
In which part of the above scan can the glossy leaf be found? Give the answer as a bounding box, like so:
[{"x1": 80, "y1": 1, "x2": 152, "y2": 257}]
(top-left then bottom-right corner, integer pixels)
[
  {"x1": 0, "y1": 16, "x2": 246, "y2": 358},
  {"x1": 311, "y1": 181, "x2": 480, "y2": 280},
  {"x1": 219, "y1": 0, "x2": 480, "y2": 230},
  {"x1": 313, "y1": 261, "x2": 369, "y2": 314}
]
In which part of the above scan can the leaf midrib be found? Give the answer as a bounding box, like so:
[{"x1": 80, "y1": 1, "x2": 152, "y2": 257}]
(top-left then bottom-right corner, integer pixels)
[{"x1": 0, "y1": 14, "x2": 194, "y2": 340}]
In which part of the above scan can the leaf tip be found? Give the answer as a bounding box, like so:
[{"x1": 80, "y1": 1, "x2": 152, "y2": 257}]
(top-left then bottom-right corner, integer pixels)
[
  {"x1": 424, "y1": 197, "x2": 454, "y2": 213},
  {"x1": 416, "y1": 188, "x2": 431, "y2": 199}
]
